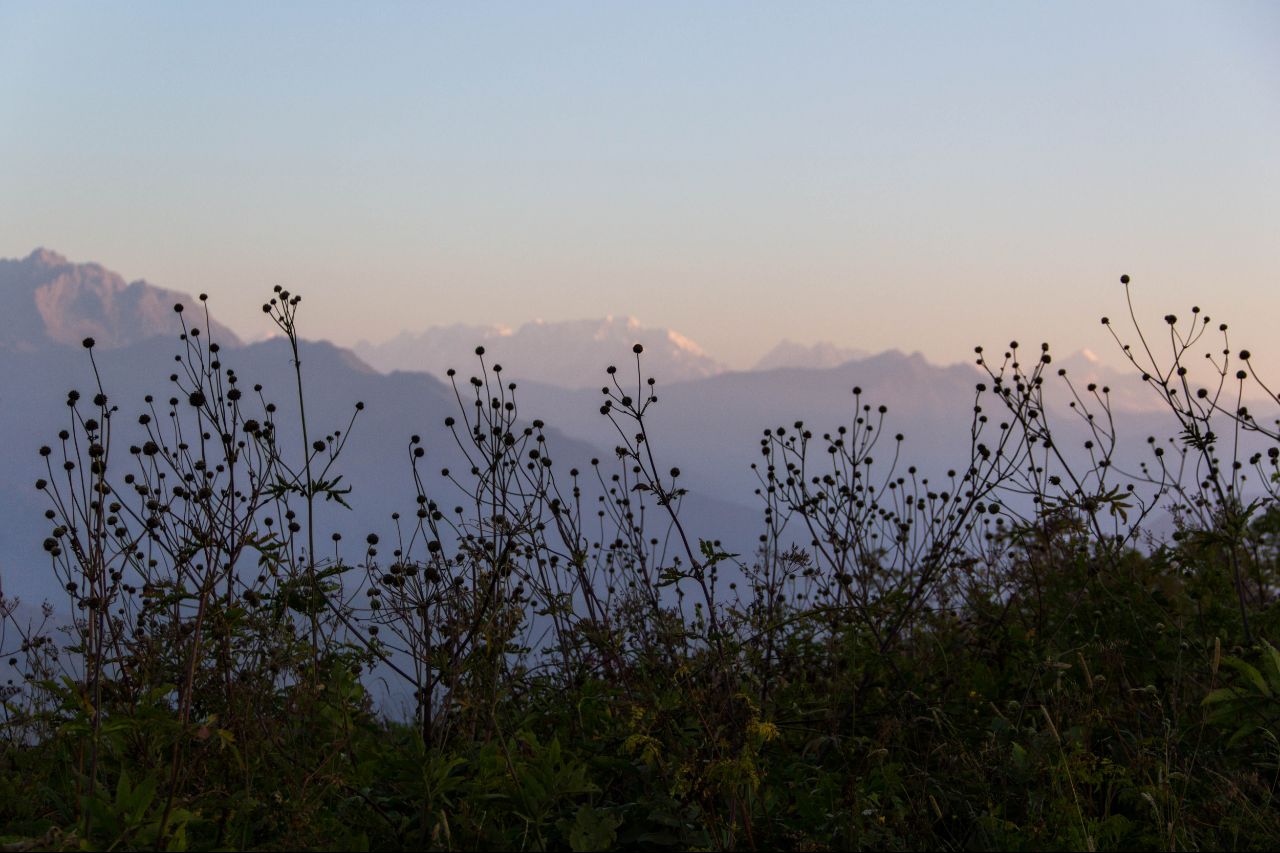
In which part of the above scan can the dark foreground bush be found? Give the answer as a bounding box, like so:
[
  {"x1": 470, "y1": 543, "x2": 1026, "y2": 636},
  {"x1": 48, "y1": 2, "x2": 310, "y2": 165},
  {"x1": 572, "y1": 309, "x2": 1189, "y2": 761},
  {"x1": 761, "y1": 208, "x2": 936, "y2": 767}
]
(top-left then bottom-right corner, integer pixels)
[{"x1": 2, "y1": 279, "x2": 1278, "y2": 851}]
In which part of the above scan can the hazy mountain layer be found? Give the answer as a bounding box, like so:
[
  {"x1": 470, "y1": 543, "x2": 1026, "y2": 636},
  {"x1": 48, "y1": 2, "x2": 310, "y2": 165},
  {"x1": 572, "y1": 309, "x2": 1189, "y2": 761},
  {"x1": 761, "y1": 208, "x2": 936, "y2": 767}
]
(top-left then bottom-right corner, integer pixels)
[
  {"x1": 753, "y1": 339, "x2": 869, "y2": 370},
  {"x1": 0, "y1": 250, "x2": 1196, "y2": 608},
  {"x1": 355, "y1": 317, "x2": 726, "y2": 387}
]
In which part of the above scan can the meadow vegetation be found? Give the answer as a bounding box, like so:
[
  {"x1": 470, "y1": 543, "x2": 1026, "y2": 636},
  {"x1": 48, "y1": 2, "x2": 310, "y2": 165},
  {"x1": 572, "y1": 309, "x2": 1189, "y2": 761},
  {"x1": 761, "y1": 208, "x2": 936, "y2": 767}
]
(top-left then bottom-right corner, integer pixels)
[{"x1": 2, "y1": 278, "x2": 1279, "y2": 851}]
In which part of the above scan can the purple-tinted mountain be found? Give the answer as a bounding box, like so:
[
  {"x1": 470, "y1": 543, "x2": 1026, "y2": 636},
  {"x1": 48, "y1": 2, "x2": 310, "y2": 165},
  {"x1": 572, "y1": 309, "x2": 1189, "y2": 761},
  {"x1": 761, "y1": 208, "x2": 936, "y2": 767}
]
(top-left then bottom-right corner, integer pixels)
[
  {"x1": 1, "y1": 250, "x2": 1229, "y2": 612},
  {"x1": 0, "y1": 253, "x2": 761, "y2": 608},
  {"x1": 354, "y1": 316, "x2": 725, "y2": 387},
  {"x1": 0, "y1": 248, "x2": 241, "y2": 352},
  {"x1": 752, "y1": 339, "x2": 869, "y2": 371},
  {"x1": 506, "y1": 351, "x2": 988, "y2": 498}
]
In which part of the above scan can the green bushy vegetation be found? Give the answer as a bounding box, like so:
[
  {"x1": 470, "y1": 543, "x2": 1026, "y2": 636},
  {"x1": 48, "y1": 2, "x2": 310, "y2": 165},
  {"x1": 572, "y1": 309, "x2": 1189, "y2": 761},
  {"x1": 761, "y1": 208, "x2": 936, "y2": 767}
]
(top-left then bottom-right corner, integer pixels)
[{"x1": 2, "y1": 280, "x2": 1278, "y2": 850}]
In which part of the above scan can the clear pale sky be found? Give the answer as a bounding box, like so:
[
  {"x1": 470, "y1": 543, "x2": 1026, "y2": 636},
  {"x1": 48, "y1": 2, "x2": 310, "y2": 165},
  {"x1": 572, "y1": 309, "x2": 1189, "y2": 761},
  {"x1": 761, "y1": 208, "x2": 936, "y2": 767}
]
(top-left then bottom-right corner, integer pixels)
[{"x1": 1, "y1": 2, "x2": 1277, "y2": 372}]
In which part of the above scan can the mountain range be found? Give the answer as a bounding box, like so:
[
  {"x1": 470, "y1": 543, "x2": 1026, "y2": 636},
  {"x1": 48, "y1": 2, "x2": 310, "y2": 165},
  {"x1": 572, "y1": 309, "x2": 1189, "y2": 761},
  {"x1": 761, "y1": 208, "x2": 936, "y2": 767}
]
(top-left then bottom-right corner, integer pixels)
[
  {"x1": 355, "y1": 317, "x2": 726, "y2": 386},
  {"x1": 358, "y1": 325, "x2": 885, "y2": 384},
  {"x1": 0, "y1": 249, "x2": 1183, "y2": 608}
]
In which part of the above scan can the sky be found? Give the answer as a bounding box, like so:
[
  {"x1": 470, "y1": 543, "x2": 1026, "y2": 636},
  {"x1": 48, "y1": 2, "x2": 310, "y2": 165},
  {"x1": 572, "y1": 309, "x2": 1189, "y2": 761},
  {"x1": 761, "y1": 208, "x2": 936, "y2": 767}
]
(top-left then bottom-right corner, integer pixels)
[{"x1": 1, "y1": 2, "x2": 1277, "y2": 373}]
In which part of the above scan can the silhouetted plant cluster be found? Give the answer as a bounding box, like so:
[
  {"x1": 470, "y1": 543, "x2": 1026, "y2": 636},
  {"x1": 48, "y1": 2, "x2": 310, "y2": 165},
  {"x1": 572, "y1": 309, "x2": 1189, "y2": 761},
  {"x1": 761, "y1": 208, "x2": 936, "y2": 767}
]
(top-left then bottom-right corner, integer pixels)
[{"x1": 2, "y1": 277, "x2": 1279, "y2": 851}]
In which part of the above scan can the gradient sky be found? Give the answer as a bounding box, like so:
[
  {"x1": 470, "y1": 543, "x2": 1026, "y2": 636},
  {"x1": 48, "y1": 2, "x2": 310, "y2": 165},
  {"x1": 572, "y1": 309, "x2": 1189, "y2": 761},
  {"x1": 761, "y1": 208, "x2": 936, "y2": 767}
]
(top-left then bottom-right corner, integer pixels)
[{"x1": 1, "y1": 2, "x2": 1277, "y2": 373}]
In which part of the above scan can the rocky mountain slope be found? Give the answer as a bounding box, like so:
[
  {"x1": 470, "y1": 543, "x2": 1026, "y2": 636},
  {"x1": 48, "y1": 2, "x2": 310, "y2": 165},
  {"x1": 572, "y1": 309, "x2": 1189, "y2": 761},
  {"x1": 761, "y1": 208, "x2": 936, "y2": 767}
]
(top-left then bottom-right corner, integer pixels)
[{"x1": 0, "y1": 248, "x2": 242, "y2": 351}]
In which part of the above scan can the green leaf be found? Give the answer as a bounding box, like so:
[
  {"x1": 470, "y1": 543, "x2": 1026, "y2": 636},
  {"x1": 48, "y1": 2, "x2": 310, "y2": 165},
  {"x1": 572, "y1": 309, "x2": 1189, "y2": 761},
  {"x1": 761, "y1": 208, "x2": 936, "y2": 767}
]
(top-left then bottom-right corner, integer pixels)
[
  {"x1": 1222, "y1": 656, "x2": 1272, "y2": 697},
  {"x1": 698, "y1": 539, "x2": 739, "y2": 565},
  {"x1": 1011, "y1": 741, "x2": 1028, "y2": 772},
  {"x1": 1227, "y1": 721, "x2": 1261, "y2": 748},
  {"x1": 1202, "y1": 687, "x2": 1242, "y2": 706},
  {"x1": 1262, "y1": 640, "x2": 1280, "y2": 695},
  {"x1": 563, "y1": 804, "x2": 622, "y2": 852}
]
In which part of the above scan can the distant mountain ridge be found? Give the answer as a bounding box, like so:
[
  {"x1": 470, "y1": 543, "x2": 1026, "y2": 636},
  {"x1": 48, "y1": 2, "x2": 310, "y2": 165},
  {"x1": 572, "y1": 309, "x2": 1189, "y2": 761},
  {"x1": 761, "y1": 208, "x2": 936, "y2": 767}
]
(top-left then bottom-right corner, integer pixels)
[
  {"x1": 0, "y1": 248, "x2": 241, "y2": 351},
  {"x1": 0, "y1": 249, "x2": 1154, "y2": 407},
  {"x1": 355, "y1": 316, "x2": 726, "y2": 387},
  {"x1": 753, "y1": 339, "x2": 869, "y2": 371}
]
